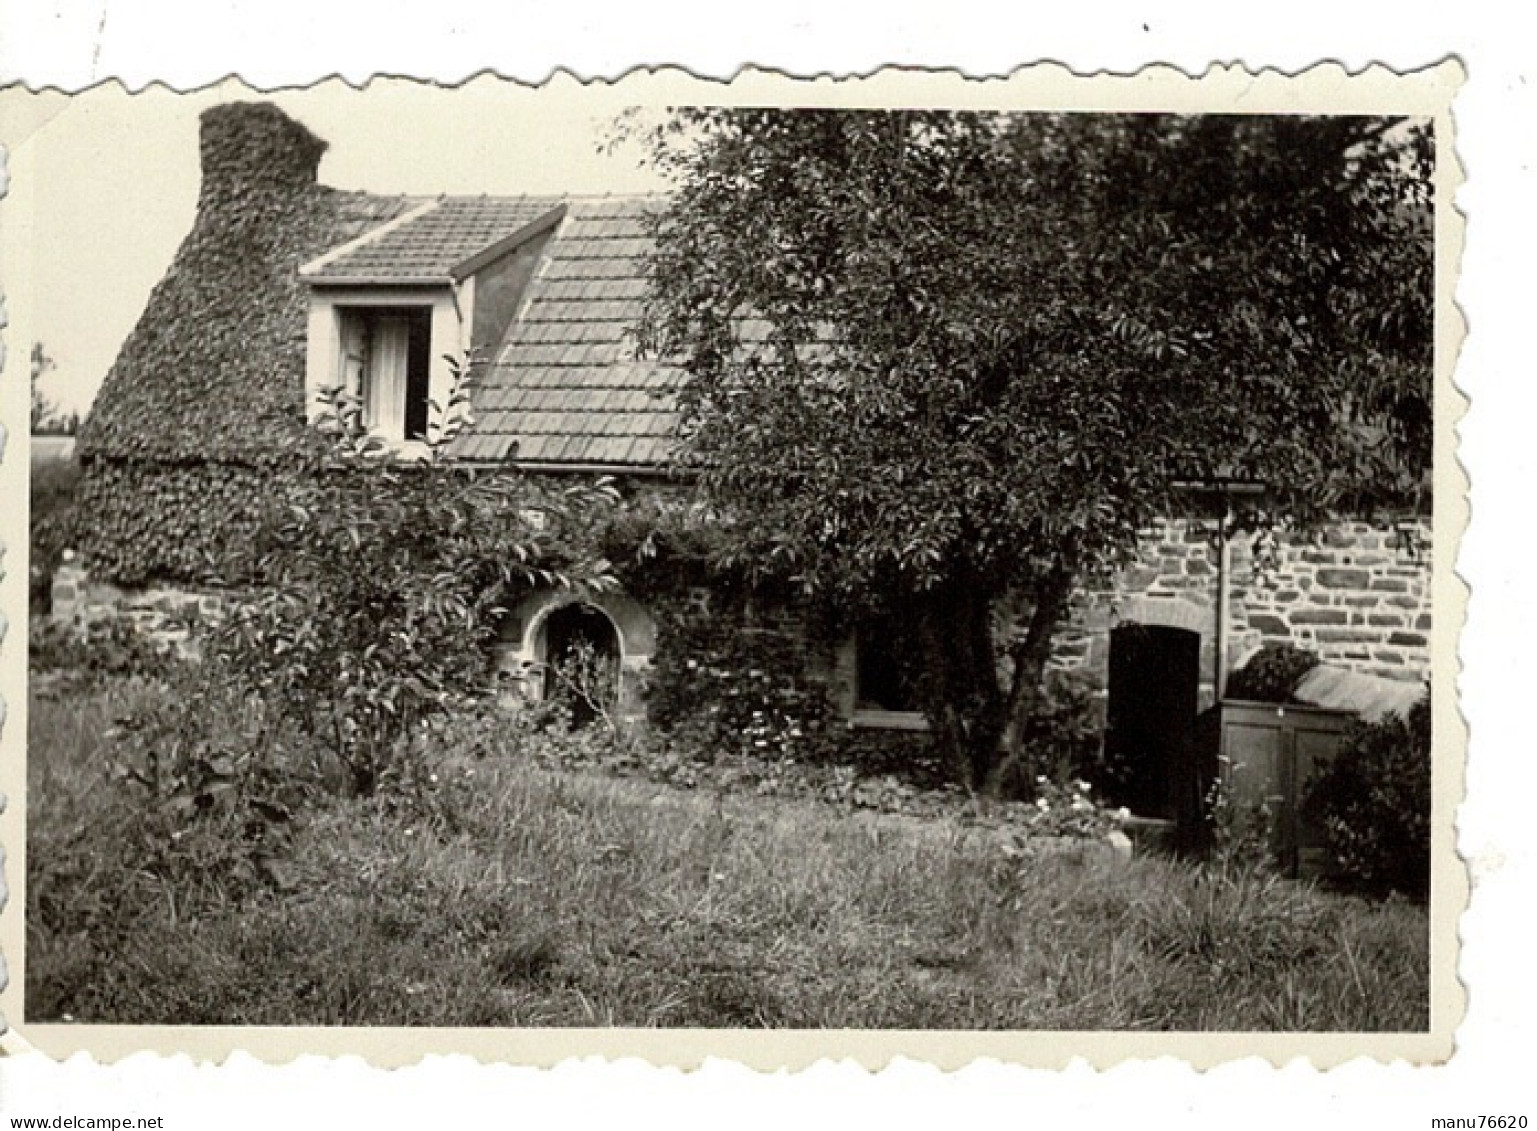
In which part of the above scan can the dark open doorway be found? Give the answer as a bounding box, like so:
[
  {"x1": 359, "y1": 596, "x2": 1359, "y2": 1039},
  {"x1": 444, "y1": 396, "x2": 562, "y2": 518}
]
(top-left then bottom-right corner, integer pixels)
[
  {"x1": 542, "y1": 603, "x2": 620, "y2": 729},
  {"x1": 1104, "y1": 624, "x2": 1200, "y2": 821}
]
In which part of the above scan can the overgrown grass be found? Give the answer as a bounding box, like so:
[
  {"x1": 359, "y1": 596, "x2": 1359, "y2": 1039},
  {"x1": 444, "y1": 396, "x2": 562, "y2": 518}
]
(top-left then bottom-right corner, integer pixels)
[{"x1": 27, "y1": 676, "x2": 1430, "y2": 1030}]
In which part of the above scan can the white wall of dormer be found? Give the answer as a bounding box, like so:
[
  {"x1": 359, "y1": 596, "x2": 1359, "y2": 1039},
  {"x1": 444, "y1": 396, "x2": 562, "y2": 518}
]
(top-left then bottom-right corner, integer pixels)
[{"x1": 304, "y1": 283, "x2": 473, "y2": 438}]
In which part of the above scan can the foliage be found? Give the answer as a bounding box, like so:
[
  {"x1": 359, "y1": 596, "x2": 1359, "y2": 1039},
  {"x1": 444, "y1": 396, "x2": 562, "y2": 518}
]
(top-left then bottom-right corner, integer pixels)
[
  {"x1": 29, "y1": 676, "x2": 1430, "y2": 1030},
  {"x1": 595, "y1": 488, "x2": 741, "y2": 601},
  {"x1": 1205, "y1": 771, "x2": 1281, "y2": 873},
  {"x1": 29, "y1": 454, "x2": 81, "y2": 613},
  {"x1": 1304, "y1": 692, "x2": 1432, "y2": 898},
  {"x1": 207, "y1": 364, "x2": 619, "y2": 794},
  {"x1": 105, "y1": 664, "x2": 317, "y2": 895},
  {"x1": 31, "y1": 342, "x2": 78, "y2": 435},
  {"x1": 997, "y1": 668, "x2": 1108, "y2": 793},
  {"x1": 542, "y1": 637, "x2": 623, "y2": 735},
  {"x1": 643, "y1": 601, "x2": 837, "y2": 761},
  {"x1": 26, "y1": 669, "x2": 320, "y2": 995},
  {"x1": 29, "y1": 615, "x2": 174, "y2": 682},
  {"x1": 71, "y1": 460, "x2": 296, "y2": 588},
  {"x1": 1225, "y1": 643, "x2": 1324, "y2": 703},
  {"x1": 634, "y1": 109, "x2": 1434, "y2": 787},
  {"x1": 1005, "y1": 777, "x2": 1128, "y2": 842}
]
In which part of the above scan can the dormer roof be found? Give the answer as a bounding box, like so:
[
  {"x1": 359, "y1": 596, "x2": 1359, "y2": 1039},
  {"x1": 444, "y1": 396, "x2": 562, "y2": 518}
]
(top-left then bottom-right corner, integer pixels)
[{"x1": 301, "y1": 195, "x2": 566, "y2": 285}]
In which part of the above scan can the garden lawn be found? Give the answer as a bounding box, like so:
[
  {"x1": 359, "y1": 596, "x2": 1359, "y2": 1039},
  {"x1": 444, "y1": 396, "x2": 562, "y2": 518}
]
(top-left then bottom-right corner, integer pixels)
[{"x1": 27, "y1": 676, "x2": 1430, "y2": 1029}]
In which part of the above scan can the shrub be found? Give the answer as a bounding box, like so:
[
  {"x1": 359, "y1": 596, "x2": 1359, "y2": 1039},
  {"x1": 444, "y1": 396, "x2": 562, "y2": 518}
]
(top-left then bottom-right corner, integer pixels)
[
  {"x1": 644, "y1": 605, "x2": 837, "y2": 762},
  {"x1": 1010, "y1": 668, "x2": 1108, "y2": 791},
  {"x1": 28, "y1": 665, "x2": 324, "y2": 980},
  {"x1": 1303, "y1": 691, "x2": 1431, "y2": 898},
  {"x1": 30, "y1": 456, "x2": 81, "y2": 614},
  {"x1": 106, "y1": 666, "x2": 320, "y2": 900},
  {"x1": 208, "y1": 367, "x2": 619, "y2": 795},
  {"x1": 1225, "y1": 643, "x2": 1322, "y2": 703},
  {"x1": 29, "y1": 615, "x2": 174, "y2": 681}
]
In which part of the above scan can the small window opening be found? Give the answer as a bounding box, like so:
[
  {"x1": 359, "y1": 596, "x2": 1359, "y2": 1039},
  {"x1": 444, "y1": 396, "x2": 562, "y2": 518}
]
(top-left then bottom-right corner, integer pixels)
[{"x1": 855, "y1": 614, "x2": 923, "y2": 714}]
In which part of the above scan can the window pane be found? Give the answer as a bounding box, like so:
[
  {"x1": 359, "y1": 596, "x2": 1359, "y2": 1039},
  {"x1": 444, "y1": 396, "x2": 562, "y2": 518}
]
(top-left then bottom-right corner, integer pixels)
[
  {"x1": 856, "y1": 615, "x2": 923, "y2": 712},
  {"x1": 339, "y1": 305, "x2": 434, "y2": 442},
  {"x1": 404, "y1": 307, "x2": 432, "y2": 440}
]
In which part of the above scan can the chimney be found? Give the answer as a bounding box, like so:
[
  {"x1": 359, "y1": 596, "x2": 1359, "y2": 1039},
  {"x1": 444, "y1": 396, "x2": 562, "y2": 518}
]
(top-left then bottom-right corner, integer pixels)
[{"x1": 198, "y1": 102, "x2": 327, "y2": 202}]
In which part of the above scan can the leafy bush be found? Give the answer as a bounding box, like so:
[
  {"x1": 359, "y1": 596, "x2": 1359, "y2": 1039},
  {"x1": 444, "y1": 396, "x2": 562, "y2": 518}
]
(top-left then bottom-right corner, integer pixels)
[
  {"x1": 644, "y1": 605, "x2": 837, "y2": 761},
  {"x1": 1225, "y1": 643, "x2": 1322, "y2": 703},
  {"x1": 107, "y1": 666, "x2": 321, "y2": 898},
  {"x1": 208, "y1": 367, "x2": 618, "y2": 794},
  {"x1": 1303, "y1": 691, "x2": 1431, "y2": 898},
  {"x1": 29, "y1": 615, "x2": 174, "y2": 681},
  {"x1": 28, "y1": 666, "x2": 323, "y2": 990},
  {"x1": 996, "y1": 668, "x2": 1107, "y2": 796}
]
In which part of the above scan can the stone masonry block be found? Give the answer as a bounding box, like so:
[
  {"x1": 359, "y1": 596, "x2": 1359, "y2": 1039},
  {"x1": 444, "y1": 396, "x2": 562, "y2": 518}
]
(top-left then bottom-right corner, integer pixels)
[
  {"x1": 1316, "y1": 567, "x2": 1370, "y2": 589},
  {"x1": 1290, "y1": 608, "x2": 1349, "y2": 625}
]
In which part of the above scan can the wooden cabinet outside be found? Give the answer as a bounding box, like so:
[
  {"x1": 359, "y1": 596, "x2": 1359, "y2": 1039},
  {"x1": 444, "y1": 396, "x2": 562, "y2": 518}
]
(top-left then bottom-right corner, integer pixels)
[{"x1": 1218, "y1": 700, "x2": 1354, "y2": 878}]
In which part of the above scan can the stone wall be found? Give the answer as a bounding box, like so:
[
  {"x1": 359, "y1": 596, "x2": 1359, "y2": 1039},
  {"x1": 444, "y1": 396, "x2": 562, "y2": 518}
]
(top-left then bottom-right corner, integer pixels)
[
  {"x1": 1050, "y1": 517, "x2": 1433, "y2": 704},
  {"x1": 50, "y1": 562, "x2": 230, "y2": 657},
  {"x1": 48, "y1": 512, "x2": 1432, "y2": 722}
]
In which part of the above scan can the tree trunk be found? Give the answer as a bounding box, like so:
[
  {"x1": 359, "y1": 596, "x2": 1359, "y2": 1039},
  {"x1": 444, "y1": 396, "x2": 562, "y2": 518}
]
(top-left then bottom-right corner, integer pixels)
[
  {"x1": 989, "y1": 561, "x2": 1078, "y2": 792},
  {"x1": 913, "y1": 575, "x2": 1005, "y2": 792}
]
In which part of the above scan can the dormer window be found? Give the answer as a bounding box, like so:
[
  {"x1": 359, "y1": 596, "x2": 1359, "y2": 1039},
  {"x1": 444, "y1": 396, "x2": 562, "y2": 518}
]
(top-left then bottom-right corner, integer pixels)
[
  {"x1": 338, "y1": 305, "x2": 433, "y2": 441},
  {"x1": 301, "y1": 197, "x2": 569, "y2": 454}
]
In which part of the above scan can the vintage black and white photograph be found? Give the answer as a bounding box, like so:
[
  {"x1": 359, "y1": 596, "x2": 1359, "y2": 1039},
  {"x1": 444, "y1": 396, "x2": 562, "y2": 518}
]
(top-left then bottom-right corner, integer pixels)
[{"x1": 4, "y1": 69, "x2": 1458, "y2": 1056}]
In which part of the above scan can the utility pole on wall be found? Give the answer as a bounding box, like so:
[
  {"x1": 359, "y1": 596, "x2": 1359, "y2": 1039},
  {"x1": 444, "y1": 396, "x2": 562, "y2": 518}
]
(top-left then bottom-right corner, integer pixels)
[
  {"x1": 1214, "y1": 497, "x2": 1233, "y2": 703},
  {"x1": 1175, "y1": 475, "x2": 1266, "y2": 707}
]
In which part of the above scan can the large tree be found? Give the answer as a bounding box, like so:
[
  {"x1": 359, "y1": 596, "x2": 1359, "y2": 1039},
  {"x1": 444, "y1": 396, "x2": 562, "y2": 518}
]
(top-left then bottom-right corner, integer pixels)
[{"x1": 635, "y1": 110, "x2": 1434, "y2": 789}]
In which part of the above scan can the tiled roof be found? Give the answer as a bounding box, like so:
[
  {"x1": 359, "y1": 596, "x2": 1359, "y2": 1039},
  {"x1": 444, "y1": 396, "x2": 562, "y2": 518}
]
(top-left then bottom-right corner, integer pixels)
[
  {"x1": 450, "y1": 195, "x2": 683, "y2": 469},
  {"x1": 306, "y1": 195, "x2": 564, "y2": 282},
  {"x1": 329, "y1": 191, "x2": 428, "y2": 251}
]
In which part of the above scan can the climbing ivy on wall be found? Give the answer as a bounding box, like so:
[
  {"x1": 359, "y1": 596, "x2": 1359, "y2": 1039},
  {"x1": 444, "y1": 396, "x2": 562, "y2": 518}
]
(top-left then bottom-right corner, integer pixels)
[{"x1": 71, "y1": 461, "x2": 302, "y2": 587}]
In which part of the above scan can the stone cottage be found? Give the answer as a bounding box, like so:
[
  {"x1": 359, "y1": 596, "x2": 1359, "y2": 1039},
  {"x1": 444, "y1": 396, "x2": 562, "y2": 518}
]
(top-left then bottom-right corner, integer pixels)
[{"x1": 64, "y1": 102, "x2": 1432, "y2": 819}]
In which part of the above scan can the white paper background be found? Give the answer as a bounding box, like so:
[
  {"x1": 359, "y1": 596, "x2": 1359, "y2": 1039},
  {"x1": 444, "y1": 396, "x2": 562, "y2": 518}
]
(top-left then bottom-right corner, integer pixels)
[{"x1": 1, "y1": 4, "x2": 1531, "y2": 1125}]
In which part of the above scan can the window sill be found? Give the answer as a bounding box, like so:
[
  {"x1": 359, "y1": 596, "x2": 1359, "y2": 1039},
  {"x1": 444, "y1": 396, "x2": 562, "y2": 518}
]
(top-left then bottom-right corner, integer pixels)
[{"x1": 849, "y1": 709, "x2": 930, "y2": 732}]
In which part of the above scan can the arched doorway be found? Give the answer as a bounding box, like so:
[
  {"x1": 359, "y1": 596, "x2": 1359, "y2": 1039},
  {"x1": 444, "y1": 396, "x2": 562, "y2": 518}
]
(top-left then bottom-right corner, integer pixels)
[
  {"x1": 1105, "y1": 624, "x2": 1201, "y2": 820},
  {"x1": 541, "y1": 602, "x2": 621, "y2": 728}
]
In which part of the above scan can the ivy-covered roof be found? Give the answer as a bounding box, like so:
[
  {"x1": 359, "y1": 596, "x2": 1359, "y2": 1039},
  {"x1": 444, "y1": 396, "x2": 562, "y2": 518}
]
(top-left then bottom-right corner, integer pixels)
[{"x1": 79, "y1": 103, "x2": 419, "y2": 466}]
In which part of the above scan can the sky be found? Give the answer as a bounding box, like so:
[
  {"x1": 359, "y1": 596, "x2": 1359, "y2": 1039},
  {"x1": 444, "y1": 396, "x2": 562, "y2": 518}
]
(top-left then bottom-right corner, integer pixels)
[{"x1": 2, "y1": 79, "x2": 669, "y2": 415}]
